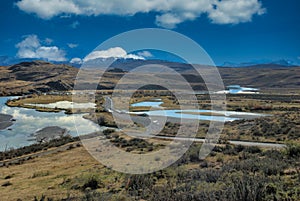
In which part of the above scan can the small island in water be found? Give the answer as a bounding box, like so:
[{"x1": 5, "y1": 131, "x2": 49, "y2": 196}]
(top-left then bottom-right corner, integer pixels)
[{"x1": 0, "y1": 113, "x2": 14, "y2": 130}]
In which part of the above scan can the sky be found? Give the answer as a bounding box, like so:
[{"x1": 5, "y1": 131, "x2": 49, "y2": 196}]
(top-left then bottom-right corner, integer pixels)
[{"x1": 1, "y1": 0, "x2": 300, "y2": 65}]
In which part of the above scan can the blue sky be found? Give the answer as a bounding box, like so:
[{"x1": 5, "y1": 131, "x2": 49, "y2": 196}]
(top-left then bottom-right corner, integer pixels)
[{"x1": 1, "y1": 0, "x2": 300, "y2": 65}]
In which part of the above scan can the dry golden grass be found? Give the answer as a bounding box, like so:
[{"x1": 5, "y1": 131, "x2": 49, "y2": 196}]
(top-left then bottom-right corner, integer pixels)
[
  {"x1": 0, "y1": 135, "x2": 176, "y2": 200},
  {"x1": 0, "y1": 146, "x2": 109, "y2": 200}
]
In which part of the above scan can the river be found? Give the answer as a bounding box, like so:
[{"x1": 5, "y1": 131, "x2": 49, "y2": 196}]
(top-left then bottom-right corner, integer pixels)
[{"x1": 0, "y1": 97, "x2": 101, "y2": 151}]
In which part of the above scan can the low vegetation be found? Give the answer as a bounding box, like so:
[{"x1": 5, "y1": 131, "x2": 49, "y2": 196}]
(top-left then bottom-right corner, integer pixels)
[
  {"x1": 0, "y1": 136, "x2": 79, "y2": 162},
  {"x1": 1, "y1": 88, "x2": 299, "y2": 200},
  {"x1": 103, "y1": 130, "x2": 165, "y2": 153},
  {"x1": 224, "y1": 112, "x2": 300, "y2": 142},
  {"x1": 1, "y1": 142, "x2": 299, "y2": 200}
]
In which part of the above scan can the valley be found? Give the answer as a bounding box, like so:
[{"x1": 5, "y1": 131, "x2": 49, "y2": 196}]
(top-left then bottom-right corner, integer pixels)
[{"x1": 0, "y1": 61, "x2": 299, "y2": 200}]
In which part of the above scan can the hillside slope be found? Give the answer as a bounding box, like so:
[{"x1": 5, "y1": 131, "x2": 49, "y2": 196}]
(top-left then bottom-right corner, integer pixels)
[
  {"x1": 218, "y1": 67, "x2": 300, "y2": 88},
  {"x1": 0, "y1": 61, "x2": 78, "y2": 96}
]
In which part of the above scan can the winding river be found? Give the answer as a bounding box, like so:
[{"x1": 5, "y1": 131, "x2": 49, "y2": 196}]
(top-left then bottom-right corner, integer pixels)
[
  {"x1": 0, "y1": 97, "x2": 101, "y2": 151},
  {"x1": 0, "y1": 96, "x2": 282, "y2": 151},
  {"x1": 129, "y1": 98, "x2": 269, "y2": 122}
]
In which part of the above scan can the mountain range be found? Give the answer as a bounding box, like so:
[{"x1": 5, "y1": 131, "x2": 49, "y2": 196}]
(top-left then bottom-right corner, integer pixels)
[
  {"x1": 221, "y1": 59, "x2": 296, "y2": 68},
  {"x1": 0, "y1": 59, "x2": 299, "y2": 96},
  {"x1": 0, "y1": 55, "x2": 298, "y2": 68}
]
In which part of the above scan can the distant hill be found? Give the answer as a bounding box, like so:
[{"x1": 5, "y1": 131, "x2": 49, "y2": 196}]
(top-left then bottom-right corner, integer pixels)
[
  {"x1": 218, "y1": 66, "x2": 300, "y2": 89},
  {"x1": 221, "y1": 59, "x2": 296, "y2": 68},
  {"x1": 85, "y1": 58, "x2": 300, "y2": 89},
  {"x1": 0, "y1": 61, "x2": 78, "y2": 96},
  {"x1": 0, "y1": 60, "x2": 299, "y2": 95},
  {"x1": 0, "y1": 56, "x2": 81, "y2": 68},
  {"x1": 83, "y1": 58, "x2": 194, "y2": 72}
]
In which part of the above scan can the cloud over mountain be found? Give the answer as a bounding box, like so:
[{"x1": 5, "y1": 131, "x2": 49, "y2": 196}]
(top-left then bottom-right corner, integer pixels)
[
  {"x1": 70, "y1": 57, "x2": 82, "y2": 65},
  {"x1": 16, "y1": 0, "x2": 266, "y2": 28},
  {"x1": 70, "y1": 47, "x2": 144, "y2": 65},
  {"x1": 83, "y1": 47, "x2": 144, "y2": 62}
]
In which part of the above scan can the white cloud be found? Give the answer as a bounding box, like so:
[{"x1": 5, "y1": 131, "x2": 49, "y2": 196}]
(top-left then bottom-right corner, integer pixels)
[
  {"x1": 16, "y1": 0, "x2": 81, "y2": 19},
  {"x1": 16, "y1": 35, "x2": 67, "y2": 62},
  {"x1": 35, "y1": 46, "x2": 66, "y2": 61},
  {"x1": 209, "y1": 0, "x2": 266, "y2": 24},
  {"x1": 137, "y1": 51, "x2": 153, "y2": 58},
  {"x1": 83, "y1": 47, "x2": 144, "y2": 62},
  {"x1": 68, "y1": 43, "x2": 78, "y2": 48},
  {"x1": 16, "y1": 35, "x2": 40, "y2": 58},
  {"x1": 16, "y1": 34, "x2": 40, "y2": 49},
  {"x1": 16, "y1": 0, "x2": 266, "y2": 28},
  {"x1": 70, "y1": 57, "x2": 82, "y2": 64},
  {"x1": 155, "y1": 13, "x2": 184, "y2": 29}
]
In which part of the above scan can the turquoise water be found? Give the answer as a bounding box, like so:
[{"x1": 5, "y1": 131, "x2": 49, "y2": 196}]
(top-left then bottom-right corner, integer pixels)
[
  {"x1": 134, "y1": 110, "x2": 238, "y2": 121},
  {"x1": 131, "y1": 101, "x2": 163, "y2": 108},
  {"x1": 0, "y1": 97, "x2": 101, "y2": 151},
  {"x1": 131, "y1": 101, "x2": 267, "y2": 122}
]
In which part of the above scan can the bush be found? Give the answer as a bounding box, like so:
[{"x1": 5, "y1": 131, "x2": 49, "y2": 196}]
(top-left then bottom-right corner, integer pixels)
[
  {"x1": 225, "y1": 173, "x2": 268, "y2": 201},
  {"x1": 244, "y1": 146, "x2": 261, "y2": 154},
  {"x1": 103, "y1": 129, "x2": 115, "y2": 136},
  {"x1": 82, "y1": 177, "x2": 100, "y2": 190},
  {"x1": 285, "y1": 143, "x2": 300, "y2": 158},
  {"x1": 82, "y1": 191, "x2": 112, "y2": 201}
]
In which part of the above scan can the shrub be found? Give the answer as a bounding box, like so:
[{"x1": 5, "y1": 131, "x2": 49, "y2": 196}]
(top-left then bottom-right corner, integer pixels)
[
  {"x1": 285, "y1": 143, "x2": 300, "y2": 158},
  {"x1": 225, "y1": 173, "x2": 268, "y2": 201},
  {"x1": 244, "y1": 146, "x2": 261, "y2": 154},
  {"x1": 82, "y1": 177, "x2": 100, "y2": 190},
  {"x1": 103, "y1": 129, "x2": 115, "y2": 136}
]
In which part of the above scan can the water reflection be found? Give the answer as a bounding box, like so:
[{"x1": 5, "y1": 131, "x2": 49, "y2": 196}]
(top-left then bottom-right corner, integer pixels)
[
  {"x1": 26, "y1": 101, "x2": 96, "y2": 109},
  {"x1": 0, "y1": 97, "x2": 100, "y2": 151}
]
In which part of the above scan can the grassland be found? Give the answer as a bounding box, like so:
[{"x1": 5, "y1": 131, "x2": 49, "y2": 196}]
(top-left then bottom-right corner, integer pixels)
[
  {"x1": 1, "y1": 89, "x2": 299, "y2": 200},
  {"x1": 0, "y1": 137, "x2": 299, "y2": 201},
  {"x1": 0, "y1": 143, "x2": 114, "y2": 200}
]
